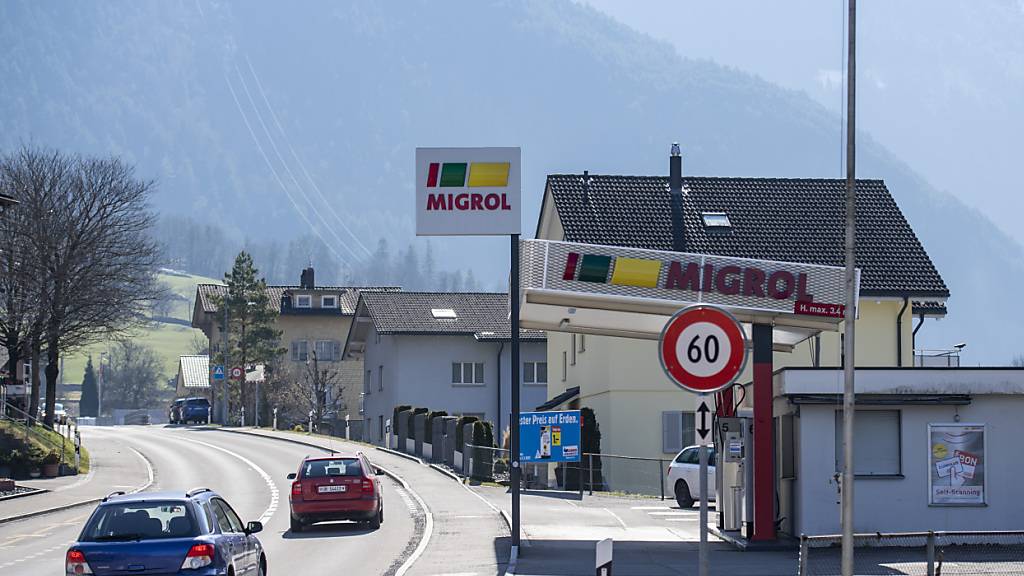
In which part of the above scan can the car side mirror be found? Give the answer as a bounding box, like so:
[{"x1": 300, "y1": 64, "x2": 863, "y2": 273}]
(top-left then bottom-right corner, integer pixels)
[
  {"x1": 375, "y1": 467, "x2": 385, "y2": 476},
  {"x1": 245, "y1": 521, "x2": 263, "y2": 535},
  {"x1": 286, "y1": 473, "x2": 296, "y2": 480}
]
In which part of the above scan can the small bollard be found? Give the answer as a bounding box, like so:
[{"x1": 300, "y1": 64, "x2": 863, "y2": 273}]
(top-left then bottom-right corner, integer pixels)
[
  {"x1": 273, "y1": 408, "x2": 278, "y2": 431},
  {"x1": 240, "y1": 407, "x2": 245, "y2": 427},
  {"x1": 596, "y1": 538, "x2": 612, "y2": 576}
]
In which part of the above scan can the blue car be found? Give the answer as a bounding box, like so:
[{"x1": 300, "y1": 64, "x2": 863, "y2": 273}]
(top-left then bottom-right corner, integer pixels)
[
  {"x1": 66, "y1": 489, "x2": 266, "y2": 576},
  {"x1": 176, "y1": 397, "x2": 212, "y2": 425}
]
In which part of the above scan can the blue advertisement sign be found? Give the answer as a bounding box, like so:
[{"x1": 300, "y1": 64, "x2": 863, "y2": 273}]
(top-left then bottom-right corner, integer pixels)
[{"x1": 519, "y1": 410, "x2": 581, "y2": 463}]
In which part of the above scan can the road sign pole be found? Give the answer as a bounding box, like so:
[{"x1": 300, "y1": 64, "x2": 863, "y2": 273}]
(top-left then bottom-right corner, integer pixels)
[
  {"x1": 699, "y1": 398, "x2": 709, "y2": 576},
  {"x1": 511, "y1": 232, "x2": 521, "y2": 550}
]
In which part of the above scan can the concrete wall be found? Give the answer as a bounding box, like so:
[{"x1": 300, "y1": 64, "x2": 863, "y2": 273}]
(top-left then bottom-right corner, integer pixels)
[
  {"x1": 361, "y1": 328, "x2": 547, "y2": 446},
  {"x1": 793, "y1": 396, "x2": 1021, "y2": 535}
]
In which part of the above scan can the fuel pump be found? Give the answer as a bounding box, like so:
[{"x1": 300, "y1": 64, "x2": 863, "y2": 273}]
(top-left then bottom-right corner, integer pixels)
[{"x1": 716, "y1": 410, "x2": 752, "y2": 533}]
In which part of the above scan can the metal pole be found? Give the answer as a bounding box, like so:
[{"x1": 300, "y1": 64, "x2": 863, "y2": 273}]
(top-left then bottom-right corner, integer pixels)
[
  {"x1": 589, "y1": 453, "x2": 594, "y2": 496},
  {"x1": 926, "y1": 531, "x2": 936, "y2": 576},
  {"x1": 222, "y1": 296, "x2": 230, "y2": 425},
  {"x1": 659, "y1": 459, "x2": 665, "y2": 501},
  {"x1": 699, "y1": 394, "x2": 710, "y2": 576},
  {"x1": 841, "y1": 1, "x2": 858, "y2": 574},
  {"x1": 510, "y1": 233, "x2": 522, "y2": 550},
  {"x1": 798, "y1": 535, "x2": 809, "y2": 576}
]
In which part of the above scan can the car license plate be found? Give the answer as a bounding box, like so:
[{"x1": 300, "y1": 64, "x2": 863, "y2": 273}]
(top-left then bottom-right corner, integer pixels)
[{"x1": 318, "y1": 485, "x2": 347, "y2": 493}]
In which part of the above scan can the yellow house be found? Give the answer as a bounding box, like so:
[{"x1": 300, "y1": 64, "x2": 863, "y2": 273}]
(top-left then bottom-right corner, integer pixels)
[
  {"x1": 533, "y1": 154, "x2": 950, "y2": 467},
  {"x1": 191, "y1": 267, "x2": 398, "y2": 429}
]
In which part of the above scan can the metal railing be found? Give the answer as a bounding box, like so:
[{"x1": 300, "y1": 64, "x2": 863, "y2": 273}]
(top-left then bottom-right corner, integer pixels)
[
  {"x1": 1, "y1": 399, "x2": 76, "y2": 468},
  {"x1": 582, "y1": 453, "x2": 668, "y2": 500},
  {"x1": 914, "y1": 348, "x2": 962, "y2": 367},
  {"x1": 799, "y1": 531, "x2": 1024, "y2": 575}
]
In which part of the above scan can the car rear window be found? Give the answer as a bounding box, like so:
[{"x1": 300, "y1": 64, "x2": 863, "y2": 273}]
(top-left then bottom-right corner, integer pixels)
[
  {"x1": 81, "y1": 501, "x2": 197, "y2": 541},
  {"x1": 303, "y1": 458, "x2": 363, "y2": 478},
  {"x1": 185, "y1": 398, "x2": 210, "y2": 406}
]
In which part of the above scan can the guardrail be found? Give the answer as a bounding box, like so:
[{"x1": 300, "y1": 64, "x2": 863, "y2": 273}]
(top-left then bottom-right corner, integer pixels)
[{"x1": 799, "y1": 531, "x2": 1024, "y2": 576}]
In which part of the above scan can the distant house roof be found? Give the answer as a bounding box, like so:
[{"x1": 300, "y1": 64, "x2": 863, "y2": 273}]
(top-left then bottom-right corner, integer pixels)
[
  {"x1": 542, "y1": 175, "x2": 949, "y2": 298},
  {"x1": 195, "y1": 284, "x2": 399, "y2": 316},
  {"x1": 355, "y1": 292, "x2": 546, "y2": 339},
  {"x1": 178, "y1": 355, "x2": 210, "y2": 389}
]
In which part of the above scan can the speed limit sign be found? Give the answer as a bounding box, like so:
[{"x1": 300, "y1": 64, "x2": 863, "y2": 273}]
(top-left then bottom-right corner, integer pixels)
[{"x1": 658, "y1": 305, "x2": 748, "y2": 393}]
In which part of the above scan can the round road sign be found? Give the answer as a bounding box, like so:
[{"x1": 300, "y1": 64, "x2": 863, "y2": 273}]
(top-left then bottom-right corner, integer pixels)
[
  {"x1": 230, "y1": 366, "x2": 244, "y2": 381},
  {"x1": 658, "y1": 305, "x2": 748, "y2": 393}
]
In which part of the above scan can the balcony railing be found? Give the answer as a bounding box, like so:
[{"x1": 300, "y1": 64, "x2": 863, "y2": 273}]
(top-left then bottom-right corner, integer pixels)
[{"x1": 914, "y1": 349, "x2": 962, "y2": 367}]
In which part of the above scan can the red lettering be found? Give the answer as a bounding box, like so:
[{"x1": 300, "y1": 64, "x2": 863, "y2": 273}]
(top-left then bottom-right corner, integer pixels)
[
  {"x1": 455, "y1": 194, "x2": 470, "y2": 210},
  {"x1": 768, "y1": 271, "x2": 795, "y2": 299},
  {"x1": 470, "y1": 194, "x2": 483, "y2": 210},
  {"x1": 501, "y1": 194, "x2": 511, "y2": 210},
  {"x1": 426, "y1": 194, "x2": 448, "y2": 211},
  {"x1": 665, "y1": 261, "x2": 700, "y2": 291},
  {"x1": 702, "y1": 264, "x2": 714, "y2": 292},
  {"x1": 742, "y1": 267, "x2": 766, "y2": 297},
  {"x1": 715, "y1": 266, "x2": 742, "y2": 295},
  {"x1": 796, "y1": 273, "x2": 814, "y2": 302},
  {"x1": 484, "y1": 194, "x2": 500, "y2": 210}
]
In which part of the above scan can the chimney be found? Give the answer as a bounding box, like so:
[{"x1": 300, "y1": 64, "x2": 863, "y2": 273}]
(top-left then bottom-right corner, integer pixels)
[
  {"x1": 669, "y1": 143, "x2": 686, "y2": 252},
  {"x1": 300, "y1": 267, "x2": 315, "y2": 289}
]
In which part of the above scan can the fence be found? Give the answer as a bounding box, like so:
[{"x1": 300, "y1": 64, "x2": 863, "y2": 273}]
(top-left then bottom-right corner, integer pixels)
[
  {"x1": 582, "y1": 453, "x2": 667, "y2": 500},
  {"x1": 1, "y1": 399, "x2": 78, "y2": 471},
  {"x1": 799, "y1": 531, "x2": 1024, "y2": 576}
]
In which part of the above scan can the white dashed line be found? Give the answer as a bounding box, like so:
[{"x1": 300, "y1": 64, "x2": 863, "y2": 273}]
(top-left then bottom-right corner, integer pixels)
[{"x1": 177, "y1": 437, "x2": 280, "y2": 523}]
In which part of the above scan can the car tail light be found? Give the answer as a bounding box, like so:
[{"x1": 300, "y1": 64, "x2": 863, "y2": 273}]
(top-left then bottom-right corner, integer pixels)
[
  {"x1": 361, "y1": 476, "x2": 375, "y2": 498},
  {"x1": 180, "y1": 543, "x2": 215, "y2": 570},
  {"x1": 292, "y1": 481, "x2": 303, "y2": 497},
  {"x1": 65, "y1": 549, "x2": 93, "y2": 575}
]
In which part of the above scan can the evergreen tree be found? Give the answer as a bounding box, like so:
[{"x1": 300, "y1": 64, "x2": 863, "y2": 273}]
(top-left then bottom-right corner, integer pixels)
[
  {"x1": 79, "y1": 356, "x2": 98, "y2": 417},
  {"x1": 214, "y1": 252, "x2": 285, "y2": 422},
  {"x1": 422, "y1": 241, "x2": 437, "y2": 289},
  {"x1": 370, "y1": 238, "x2": 392, "y2": 284}
]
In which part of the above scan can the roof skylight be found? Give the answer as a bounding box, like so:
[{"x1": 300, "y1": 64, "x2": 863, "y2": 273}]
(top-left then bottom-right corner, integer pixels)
[
  {"x1": 431, "y1": 308, "x2": 458, "y2": 320},
  {"x1": 701, "y1": 212, "x2": 731, "y2": 228}
]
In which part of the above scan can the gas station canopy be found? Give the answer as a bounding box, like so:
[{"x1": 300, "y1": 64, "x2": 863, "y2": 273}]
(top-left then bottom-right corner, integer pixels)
[{"x1": 518, "y1": 240, "x2": 857, "y2": 351}]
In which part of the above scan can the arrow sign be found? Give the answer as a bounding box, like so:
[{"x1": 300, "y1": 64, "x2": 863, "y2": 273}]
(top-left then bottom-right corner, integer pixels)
[{"x1": 696, "y1": 396, "x2": 713, "y2": 446}]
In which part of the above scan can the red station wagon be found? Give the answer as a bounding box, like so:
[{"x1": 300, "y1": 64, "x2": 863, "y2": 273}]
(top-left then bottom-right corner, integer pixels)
[{"x1": 287, "y1": 453, "x2": 384, "y2": 532}]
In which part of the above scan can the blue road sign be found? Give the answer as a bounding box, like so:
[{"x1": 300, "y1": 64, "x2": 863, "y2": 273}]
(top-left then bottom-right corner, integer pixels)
[
  {"x1": 519, "y1": 410, "x2": 581, "y2": 463},
  {"x1": 212, "y1": 365, "x2": 225, "y2": 381}
]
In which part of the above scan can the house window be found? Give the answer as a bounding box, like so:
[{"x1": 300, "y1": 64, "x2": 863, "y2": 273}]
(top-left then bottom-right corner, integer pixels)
[
  {"x1": 834, "y1": 410, "x2": 901, "y2": 476},
  {"x1": 295, "y1": 295, "x2": 312, "y2": 308},
  {"x1": 701, "y1": 212, "x2": 731, "y2": 228},
  {"x1": 378, "y1": 365, "x2": 384, "y2": 391},
  {"x1": 314, "y1": 340, "x2": 340, "y2": 362},
  {"x1": 364, "y1": 370, "x2": 371, "y2": 395},
  {"x1": 322, "y1": 295, "x2": 337, "y2": 308},
  {"x1": 451, "y1": 362, "x2": 484, "y2": 385},
  {"x1": 291, "y1": 340, "x2": 309, "y2": 362},
  {"x1": 379, "y1": 415, "x2": 383, "y2": 440},
  {"x1": 523, "y1": 362, "x2": 548, "y2": 385},
  {"x1": 662, "y1": 411, "x2": 696, "y2": 454}
]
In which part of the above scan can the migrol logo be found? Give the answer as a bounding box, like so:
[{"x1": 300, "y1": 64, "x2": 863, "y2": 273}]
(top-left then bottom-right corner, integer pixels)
[{"x1": 425, "y1": 161, "x2": 512, "y2": 212}]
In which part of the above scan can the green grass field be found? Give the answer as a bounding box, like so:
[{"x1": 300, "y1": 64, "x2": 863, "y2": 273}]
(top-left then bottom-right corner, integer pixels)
[{"x1": 60, "y1": 271, "x2": 222, "y2": 385}]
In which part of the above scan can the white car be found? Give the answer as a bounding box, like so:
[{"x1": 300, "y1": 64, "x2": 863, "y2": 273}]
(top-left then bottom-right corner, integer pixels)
[{"x1": 667, "y1": 445, "x2": 716, "y2": 508}]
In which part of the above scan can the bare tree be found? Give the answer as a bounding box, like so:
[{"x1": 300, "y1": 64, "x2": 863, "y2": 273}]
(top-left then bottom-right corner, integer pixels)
[
  {"x1": 1012, "y1": 355, "x2": 1024, "y2": 368},
  {"x1": 101, "y1": 340, "x2": 165, "y2": 410},
  {"x1": 4, "y1": 147, "x2": 164, "y2": 426},
  {"x1": 284, "y1": 352, "x2": 346, "y2": 432}
]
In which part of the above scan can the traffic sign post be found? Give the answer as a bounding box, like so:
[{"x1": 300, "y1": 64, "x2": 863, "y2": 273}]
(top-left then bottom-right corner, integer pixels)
[{"x1": 658, "y1": 305, "x2": 748, "y2": 576}]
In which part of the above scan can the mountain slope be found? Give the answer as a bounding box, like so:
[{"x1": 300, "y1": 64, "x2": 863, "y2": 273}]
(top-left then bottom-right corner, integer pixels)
[{"x1": 0, "y1": 0, "x2": 1020, "y2": 363}]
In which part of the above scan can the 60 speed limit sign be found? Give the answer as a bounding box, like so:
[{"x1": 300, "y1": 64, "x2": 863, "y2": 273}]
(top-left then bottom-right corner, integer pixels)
[{"x1": 658, "y1": 305, "x2": 748, "y2": 393}]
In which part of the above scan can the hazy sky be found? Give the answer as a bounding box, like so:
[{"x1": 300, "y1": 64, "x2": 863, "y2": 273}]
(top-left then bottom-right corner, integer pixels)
[{"x1": 582, "y1": 0, "x2": 1024, "y2": 247}]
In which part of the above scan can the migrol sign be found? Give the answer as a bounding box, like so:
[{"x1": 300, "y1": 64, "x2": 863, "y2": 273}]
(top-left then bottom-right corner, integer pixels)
[{"x1": 415, "y1": 147, "x2": 521, "y2": 236}]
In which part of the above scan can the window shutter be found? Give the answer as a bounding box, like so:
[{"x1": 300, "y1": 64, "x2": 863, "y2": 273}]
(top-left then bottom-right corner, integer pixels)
[
  {"x1": 474, "y1": 362, "x2": 484, "y2": 384},
  {"x1": 291, "y1": 341, "x2": 298, "y2": 362},
  {"x1": 333, "y1": 341, "x2": 341, "y2": 361},
  {"x1": 452, "y1": 363, "x2": 461, "y2": 384},
  {"x1": 682, "y1": 412, "x2": 696, "y2": 448},
  {"x1": 663, "y1": 411, "x2": 683, "y2": 454}
]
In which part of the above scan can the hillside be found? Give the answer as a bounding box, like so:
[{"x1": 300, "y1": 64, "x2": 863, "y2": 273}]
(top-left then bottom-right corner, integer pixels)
[
  {"x1": 1, "y1": 1, "x2": 1021, "y2": 363},
  {"x1": 60, "y1": 272, "x2": 219, "y2": 386}
]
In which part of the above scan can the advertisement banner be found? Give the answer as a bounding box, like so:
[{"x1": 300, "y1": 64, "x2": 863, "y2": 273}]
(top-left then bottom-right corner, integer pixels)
[
  {"x1": 519, "y1": 410, "x2": 581, "y2": 463},
  {"x1": 928, "y1": 423, "x2": 986, "y2": 506},
  {"x1": 415, "y1": 147, "x2": 521, "y2": 236}
]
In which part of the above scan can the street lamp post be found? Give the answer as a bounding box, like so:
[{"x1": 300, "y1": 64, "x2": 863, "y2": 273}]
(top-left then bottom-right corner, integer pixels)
[{"x1": 98, "y1": 352, "x2": 108, "y2": 422}]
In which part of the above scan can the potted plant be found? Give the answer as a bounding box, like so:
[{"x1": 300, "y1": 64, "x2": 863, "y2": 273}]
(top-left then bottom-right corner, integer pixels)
[
  {"x1": 42, "y1": 451, "x2": 60, "y2": 478},
  {"x1": 0, "y1": 449, "x2": 13, "y2": 479}
]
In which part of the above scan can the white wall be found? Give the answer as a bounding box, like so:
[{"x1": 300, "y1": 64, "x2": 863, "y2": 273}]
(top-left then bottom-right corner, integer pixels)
[{"x1": 794, "y1": 396, "x2": 1022, "y2": 535}]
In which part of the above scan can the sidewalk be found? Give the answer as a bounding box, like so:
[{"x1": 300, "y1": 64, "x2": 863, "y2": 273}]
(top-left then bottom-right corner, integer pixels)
[
  {"x1": 469, "y1": 485, "x2": 800, "y2": 575},
  {"x1": 224, "y1": 428, "x2": 511, "y2": 576},
  {"x1": 0, "y1": 427, "x2": 152, "y2": 524}
]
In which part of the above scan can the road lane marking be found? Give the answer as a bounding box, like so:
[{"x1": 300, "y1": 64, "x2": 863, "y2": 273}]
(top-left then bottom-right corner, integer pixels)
[
  {"x1": 603, "y1": 508, "x2": 628, "y2": 529},
  {"x1": 631, "y1": 506, "x2": 672, "y2": 510},
  {"x1": 128, "y1": 447, "x2": 156, "y2": 494},
  {"x1": 177, "y1": 437, "x2": 279, "y2": 523},
  {"x1": 648, "y1": 511, "x2": 693, "y2": 516}
]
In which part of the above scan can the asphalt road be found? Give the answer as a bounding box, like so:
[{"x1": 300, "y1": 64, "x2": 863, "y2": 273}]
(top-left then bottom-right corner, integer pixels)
[{"x1": 0, "y1": 426, "x2": 419, "y2": 575}]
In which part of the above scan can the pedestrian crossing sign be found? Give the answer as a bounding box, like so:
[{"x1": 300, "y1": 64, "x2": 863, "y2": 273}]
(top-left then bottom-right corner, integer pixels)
[{"x1": 212, "y1": 365, "x2": 225, "y2": 381}]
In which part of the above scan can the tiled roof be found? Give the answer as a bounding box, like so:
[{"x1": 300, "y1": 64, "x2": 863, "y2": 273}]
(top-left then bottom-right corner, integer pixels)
[
  {"x1": 196, "y1": 285, "x2": 398, "y2": 316},
  {"x1": 178, "y1": 355, "x2": 210, "y2": 389},
  {"x1": 537, "y1": 386, "x2": 580, "y2": 411},
  {"x1": 358, "y1": 292, "x2": 545, "y2": 339},
  {"x1": 545, "y1": 175, "x2": 949, "y2": 297},
  {"x1": 912, "y1": 301, "x2": 947, "y2": 317}
]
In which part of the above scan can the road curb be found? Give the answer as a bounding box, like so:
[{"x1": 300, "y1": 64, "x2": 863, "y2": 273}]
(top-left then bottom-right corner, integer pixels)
[
  {"x1": 427, "y1": 463, "x2": 464, "y2": 483},
  {"x1": 0, "y1": 448, "x2": 155, "y2": 526},
  {"x1": 376, "y1": 446, "x2": 426, "y2": 465},
  {"x1": 0, "y1": 487, "x2": 48, "y2": 502},
  {"x1": 216, "y1": 428, "x2": 435, "y2": 576}
]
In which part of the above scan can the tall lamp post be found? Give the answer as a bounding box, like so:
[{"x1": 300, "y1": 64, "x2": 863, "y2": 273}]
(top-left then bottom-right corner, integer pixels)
[{"x1": 97, "y1": 351, "x2": 108, "y2": 422}]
